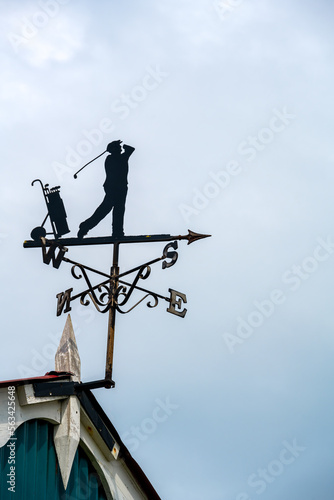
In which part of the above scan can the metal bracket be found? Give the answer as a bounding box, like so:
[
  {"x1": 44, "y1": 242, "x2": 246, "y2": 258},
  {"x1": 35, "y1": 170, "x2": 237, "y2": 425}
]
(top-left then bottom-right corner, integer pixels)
[{"x1": 33, "y1": 378, "x2": 114, "y2": 397}]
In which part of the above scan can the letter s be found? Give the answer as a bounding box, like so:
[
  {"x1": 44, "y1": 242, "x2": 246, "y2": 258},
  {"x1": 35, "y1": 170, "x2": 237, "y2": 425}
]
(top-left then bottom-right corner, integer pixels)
[
  {"x1": 237, "y1": 141, "x2": 257, "y2": 162},
  {"x1": 247, "y1": 473, "x2": 266, "y2": 494},
  {"x1": 281, "y1": 270, "x2": 301, "y2": 292}
]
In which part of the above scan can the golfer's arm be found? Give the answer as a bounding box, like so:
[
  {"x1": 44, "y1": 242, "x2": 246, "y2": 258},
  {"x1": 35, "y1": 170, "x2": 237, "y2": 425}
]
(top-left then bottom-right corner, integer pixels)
[{"x1": 123, "y1": 144, "x2": 135, "y2": 158}]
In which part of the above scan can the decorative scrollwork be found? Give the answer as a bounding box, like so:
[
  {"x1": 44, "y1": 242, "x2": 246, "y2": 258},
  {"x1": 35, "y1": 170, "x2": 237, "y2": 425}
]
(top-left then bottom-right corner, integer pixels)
[
  {"x1": 71, "y1": 264, "x2": 83, "y2": 280},
  {"x1": 114, "y1": 285, "x2": 128, "y2": 305},
  {"x1": 139, "y1": 265, "x2": 151, "y2": 280},
  {"x1": 115, "y1": 264, "x2": 151, "y2": 308},
  {"x1": 79, "y1": 284, "x2": 113, "y2": 313},
  {"x1": 147, "y1": 294, "x2": 159, "y2": 309},
  {"x1": 70, "y1": 263, "x2": 114, "y2": 313},
  {"x1": 57, "y1": 246, "x2": 178, "y2": 316},
  {"x1": 116, "y1": 292, "x2": 160, "y2": 314}
]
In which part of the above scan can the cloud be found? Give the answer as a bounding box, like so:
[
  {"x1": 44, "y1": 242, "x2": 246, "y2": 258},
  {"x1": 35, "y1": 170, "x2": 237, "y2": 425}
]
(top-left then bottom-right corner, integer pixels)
[{"x1": 3, "y1": 2, "x2": 86, "y2": 66}]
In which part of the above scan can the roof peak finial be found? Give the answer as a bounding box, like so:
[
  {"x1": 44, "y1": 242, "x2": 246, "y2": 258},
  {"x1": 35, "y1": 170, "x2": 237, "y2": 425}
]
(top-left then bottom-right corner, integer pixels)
[{"x1": 55, "y1": 314, "x2": 81, "y2": 381}]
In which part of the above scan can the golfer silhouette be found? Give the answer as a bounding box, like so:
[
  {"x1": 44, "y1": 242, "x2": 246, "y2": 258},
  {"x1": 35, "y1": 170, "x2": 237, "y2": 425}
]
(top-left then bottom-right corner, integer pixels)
[{"x1": 77, "y1": 140, "x2": 135, "y2": 238}]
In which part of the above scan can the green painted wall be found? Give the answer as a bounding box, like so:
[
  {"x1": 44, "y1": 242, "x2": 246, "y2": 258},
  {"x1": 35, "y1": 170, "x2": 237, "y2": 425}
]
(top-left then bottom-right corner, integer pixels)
[{"x1": 0, "y1": 419, "x2": 108, "y2": 500}]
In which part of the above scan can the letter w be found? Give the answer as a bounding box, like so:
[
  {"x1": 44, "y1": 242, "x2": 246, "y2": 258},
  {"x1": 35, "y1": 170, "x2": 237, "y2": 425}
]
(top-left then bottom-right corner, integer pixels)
[{"x1": 41, "y1": 238, "x2": 68, "y2": 269}]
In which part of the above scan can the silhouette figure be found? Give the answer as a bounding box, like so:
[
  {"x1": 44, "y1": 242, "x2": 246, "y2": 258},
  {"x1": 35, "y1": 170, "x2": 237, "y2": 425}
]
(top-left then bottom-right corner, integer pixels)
[{"x1": 77, "y1": 140, "x2": 135, "y2": 238}]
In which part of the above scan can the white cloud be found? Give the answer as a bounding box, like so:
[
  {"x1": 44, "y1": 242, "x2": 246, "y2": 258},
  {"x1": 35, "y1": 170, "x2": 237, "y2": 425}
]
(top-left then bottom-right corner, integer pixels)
[{"x1": 18, "y1": 19, "x2": 85, "y2": 67}]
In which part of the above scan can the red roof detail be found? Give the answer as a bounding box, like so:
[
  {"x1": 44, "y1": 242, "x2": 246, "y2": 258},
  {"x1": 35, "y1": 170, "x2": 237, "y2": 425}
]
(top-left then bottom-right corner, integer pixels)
[{"x1": 0, "y1": 371, "x2": 73, "y2": 388}]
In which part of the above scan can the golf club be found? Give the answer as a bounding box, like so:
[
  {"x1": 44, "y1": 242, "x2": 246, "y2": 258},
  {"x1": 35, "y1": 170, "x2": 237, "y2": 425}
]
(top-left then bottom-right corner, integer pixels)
[{"x1": 73, "y1": 150, "x2": 107, "y2": 179}]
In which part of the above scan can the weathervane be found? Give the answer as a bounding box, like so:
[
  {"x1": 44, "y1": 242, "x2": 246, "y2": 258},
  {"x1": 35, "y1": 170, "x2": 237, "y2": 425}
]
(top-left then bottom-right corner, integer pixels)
[{"x1": 24, "y1": 140, "x2": 210, "y2": 390}]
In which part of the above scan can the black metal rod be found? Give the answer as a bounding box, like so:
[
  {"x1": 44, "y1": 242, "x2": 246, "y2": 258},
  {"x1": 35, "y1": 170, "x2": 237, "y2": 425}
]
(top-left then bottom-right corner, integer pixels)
[
  {"x1": 76, "y1": 379, "x2": 115, "y2": 390},
  {"x1": 118, "y1": 279, "x2": 168, "y2": 301},
  {"x1": 117, "y1": 255, "x2": 163, "y2": 279},
  {"x1": 40, "y1": 213, "x2": 48, "y2": 227},
  {"x1": 23, "y1": 230, "x2": 211, "y2": 249},
  {"x1": 24, "y1": 234, "x2": 172, "y2": 248},
  {"x1": 105, "y1": 243, "x2": 119, "y2": 384},
  {"x1": 63, "y1": 256, "x2": 112, "y2": 280}
]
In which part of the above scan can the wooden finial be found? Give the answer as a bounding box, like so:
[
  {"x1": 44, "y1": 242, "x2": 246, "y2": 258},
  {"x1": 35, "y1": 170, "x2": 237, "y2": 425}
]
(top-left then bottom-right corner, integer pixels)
[
  {"x1": 55, "y1": 314, "x2": 81, "y2": 381},
  {"x1": 54, "y1": 314, "x2": 81, "y2": 489}
]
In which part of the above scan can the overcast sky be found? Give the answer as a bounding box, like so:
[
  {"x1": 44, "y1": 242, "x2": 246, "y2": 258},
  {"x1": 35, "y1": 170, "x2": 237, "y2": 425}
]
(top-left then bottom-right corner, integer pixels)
[{"x1": 1, "y1": 1, "x2": 334, "y2": 499}]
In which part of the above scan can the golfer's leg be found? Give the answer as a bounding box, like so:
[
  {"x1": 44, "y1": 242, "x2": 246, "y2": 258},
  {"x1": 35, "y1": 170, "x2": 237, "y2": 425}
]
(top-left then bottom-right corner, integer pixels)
[
  {"x1": 79, "y1": 195, "x2": 113, "y2": 236},
  {"x1": 88, "y1": 196, "x2": 113, "y2": 227},
  {"x1": 112, "y1": 192, "x2": 127, "y2": 236}
]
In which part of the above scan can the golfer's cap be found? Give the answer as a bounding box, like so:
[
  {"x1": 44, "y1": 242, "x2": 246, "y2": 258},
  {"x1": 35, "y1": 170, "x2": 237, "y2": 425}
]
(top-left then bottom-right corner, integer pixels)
[{"x1": 107, "y1": 140, "x2": 122, "y2": 152}]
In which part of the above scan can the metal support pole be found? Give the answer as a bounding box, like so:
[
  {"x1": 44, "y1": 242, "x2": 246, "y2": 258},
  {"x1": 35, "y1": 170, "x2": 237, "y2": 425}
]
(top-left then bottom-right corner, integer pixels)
[{"x1": 105, "y1": 242, "x2": 119, "y2": 387}]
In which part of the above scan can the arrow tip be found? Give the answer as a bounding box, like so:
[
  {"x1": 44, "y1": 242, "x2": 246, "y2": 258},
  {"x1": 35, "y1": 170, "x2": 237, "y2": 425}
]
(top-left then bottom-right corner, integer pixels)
[{"x1": 187, "y1": 229, "x2": 211, "y2": 245}]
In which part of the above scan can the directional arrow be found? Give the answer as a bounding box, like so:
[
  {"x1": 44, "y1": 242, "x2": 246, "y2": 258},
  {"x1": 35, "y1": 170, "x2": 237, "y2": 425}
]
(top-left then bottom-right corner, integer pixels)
[
  {"x1": 181, "y1": 229, "x2": 211, "y2": 245},
  {"x1": 23, "y1": 229, "x2": 211, "y2": 248}
]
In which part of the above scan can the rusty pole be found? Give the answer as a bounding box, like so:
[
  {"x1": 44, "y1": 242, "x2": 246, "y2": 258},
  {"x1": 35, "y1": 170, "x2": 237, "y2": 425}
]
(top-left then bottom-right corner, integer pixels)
[{"x1": 105, "y1": 242, "x2": 119, "y2": 388}]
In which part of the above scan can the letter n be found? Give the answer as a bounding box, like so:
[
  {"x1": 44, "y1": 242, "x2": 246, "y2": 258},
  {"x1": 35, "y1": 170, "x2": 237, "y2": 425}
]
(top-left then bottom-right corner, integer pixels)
[
  {"x1": 56, "y1": 288, "x2": 73, "y2": 316},
  {"x1": 167, "y1": 288, "x2": 187, "y2": 318},
  {"x1": 41, "y1": 238, "x2": 68, "y2": 269}
]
